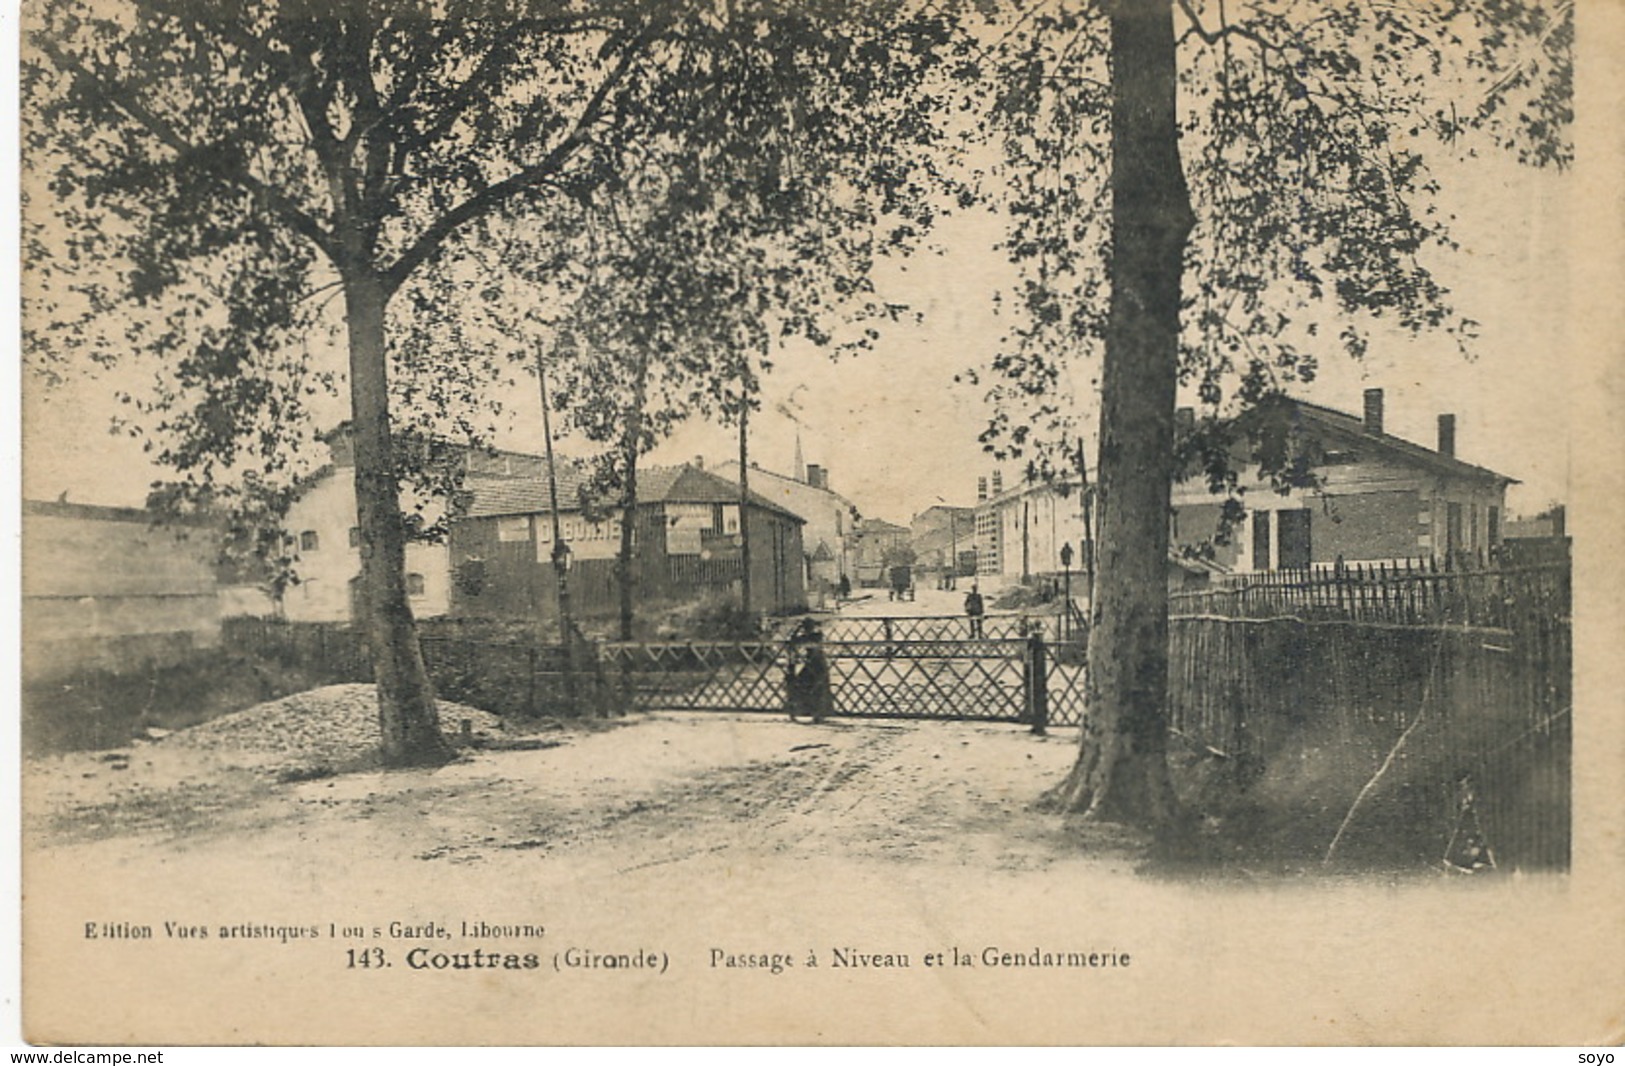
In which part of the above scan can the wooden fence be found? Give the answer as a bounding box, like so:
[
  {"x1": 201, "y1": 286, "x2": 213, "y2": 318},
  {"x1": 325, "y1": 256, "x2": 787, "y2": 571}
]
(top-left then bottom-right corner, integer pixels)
[
  {"x1": 1167, "y1": 558, "x2": 1571, "y2": 870},
  {"x1": 1169, "y1": 556, "x2": 1569, "y2": 629}
]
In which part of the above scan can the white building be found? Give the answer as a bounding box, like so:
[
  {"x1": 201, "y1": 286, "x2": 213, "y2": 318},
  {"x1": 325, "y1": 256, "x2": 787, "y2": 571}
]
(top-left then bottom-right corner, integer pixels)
[
  {"x1": 273, "y1": 470, "x2": 456, "y2": 622},
  {"x1": 713, "y1": 459, "x2": 855, "y2": 599},
  {"x1": 973, "y1": 472, "x2": 1090, "y2": 583},
  {"x1": 237, "y1": 430, "x2": 548, "y2": 623}
]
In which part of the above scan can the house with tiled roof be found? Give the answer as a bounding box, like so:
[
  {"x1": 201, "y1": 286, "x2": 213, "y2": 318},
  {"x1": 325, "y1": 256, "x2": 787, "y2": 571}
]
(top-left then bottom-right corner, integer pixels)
[
  {"x1": 1170, "y1": 388, "x2": 1517, "y2": 572},
  {"x1": 713, "y1": 459, "x2": 856, "y2": 601},
  {"x1": 448, "y1": 461, "x2": 807, "y2": 625},
  {"x1": 264, "y1": 429, "x2": 551, "y2": 623}
]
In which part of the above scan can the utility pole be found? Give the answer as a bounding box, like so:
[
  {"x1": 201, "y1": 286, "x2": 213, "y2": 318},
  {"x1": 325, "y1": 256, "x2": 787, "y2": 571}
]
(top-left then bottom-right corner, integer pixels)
[
  {"x1": 935, "y1": 495, "x2": 960, "y2": 591},
  {"x1": 737, "y1": 376, "x2": 754, "y2": 624},
  {"x1": 536, "y1": 345, "x2": 576, "y2": 712},
  {"x1": 1022, "y1": 497, "x2": 1031, "y2": 582}
]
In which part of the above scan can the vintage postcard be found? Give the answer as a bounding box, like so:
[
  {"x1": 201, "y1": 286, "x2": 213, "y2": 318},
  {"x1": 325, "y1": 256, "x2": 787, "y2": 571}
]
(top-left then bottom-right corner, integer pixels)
[{"x1": 14, "y1": 0, "x2": 1624, "y2": 1047}]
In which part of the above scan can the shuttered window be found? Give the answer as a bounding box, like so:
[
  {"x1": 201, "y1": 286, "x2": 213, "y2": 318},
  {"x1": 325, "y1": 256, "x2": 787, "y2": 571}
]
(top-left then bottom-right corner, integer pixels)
[{"x1": 1251, "y1": 511, "x2": 1271, "y2": 572}]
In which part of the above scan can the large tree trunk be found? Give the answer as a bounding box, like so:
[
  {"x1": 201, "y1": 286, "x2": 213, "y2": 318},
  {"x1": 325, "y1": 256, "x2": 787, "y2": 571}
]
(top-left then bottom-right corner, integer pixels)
[
  {"x1": 343, "y1": 269, "x2": 454, "y2": 768},
  {"x1": 1043, "y1": 0, "x2": 1192, "y2": 826}
]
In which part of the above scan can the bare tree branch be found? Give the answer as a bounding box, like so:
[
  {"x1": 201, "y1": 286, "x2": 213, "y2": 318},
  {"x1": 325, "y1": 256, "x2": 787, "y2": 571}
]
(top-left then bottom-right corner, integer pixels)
[{"x1": 1174, "y1": 0, "x2": 1281, "y2": 53}]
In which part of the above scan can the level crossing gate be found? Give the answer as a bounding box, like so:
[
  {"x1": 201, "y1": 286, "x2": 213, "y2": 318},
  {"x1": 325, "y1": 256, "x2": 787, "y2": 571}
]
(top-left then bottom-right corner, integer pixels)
[{"x1": 596, "y1": 615, "x2": 1087, "y2": 727}]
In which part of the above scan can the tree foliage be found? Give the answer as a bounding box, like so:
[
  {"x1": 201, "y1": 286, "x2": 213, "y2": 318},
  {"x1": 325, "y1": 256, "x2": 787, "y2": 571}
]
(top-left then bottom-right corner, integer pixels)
[
  {"x1": 961, "y1": 0, "x2": 1571, "y2": 828},
  {"x1": 970, "y1": 0, "x2": 1573, "y2": 468},
  {"x1": 454, "y1": 0, "x2": 968, "y2": 632},
  {"x1": 24, "y1": 0, "x2": 968, "y2": 757}
]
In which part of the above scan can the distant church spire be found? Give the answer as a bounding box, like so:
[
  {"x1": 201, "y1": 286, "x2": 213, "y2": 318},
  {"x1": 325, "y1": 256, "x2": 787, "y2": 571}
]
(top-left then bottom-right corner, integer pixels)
[{"x1": 794, "y1": 431, "x2": 806, "y2": 483}]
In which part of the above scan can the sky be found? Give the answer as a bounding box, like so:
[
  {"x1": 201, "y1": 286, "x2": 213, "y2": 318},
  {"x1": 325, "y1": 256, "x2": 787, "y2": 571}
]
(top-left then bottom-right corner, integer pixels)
[
  {"x1": 20, "y1": 82, "x2": 1584, "y2": 530},
  {"x1": 640, "y1": 145, "x2": 1580, "y2": 524}
]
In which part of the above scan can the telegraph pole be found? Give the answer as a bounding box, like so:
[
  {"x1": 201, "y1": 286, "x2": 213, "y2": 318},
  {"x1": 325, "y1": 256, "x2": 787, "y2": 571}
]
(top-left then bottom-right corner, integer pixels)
[
  {"x1": 536, "y1": 345, "x2": 576, "y2": 711},
  {"x1": 737, "y1": 391, "x2": 753, "y2": 622}
]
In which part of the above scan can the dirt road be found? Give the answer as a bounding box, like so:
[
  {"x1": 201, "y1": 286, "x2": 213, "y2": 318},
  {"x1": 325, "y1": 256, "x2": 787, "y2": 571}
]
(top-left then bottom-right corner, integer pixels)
[
  {"x1": 23, "y1": 707, "x2": 1156, "y2": 1044},
  {"x1": 22, "y1": 699, "x2": 1599, "y2": 1046},
  {"x1": 25, "y1": 705, "x2": 1117, "y2": 873}
]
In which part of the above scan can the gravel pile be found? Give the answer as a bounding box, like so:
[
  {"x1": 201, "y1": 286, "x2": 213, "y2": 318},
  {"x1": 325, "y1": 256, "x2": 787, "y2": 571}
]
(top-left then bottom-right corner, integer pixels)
[{"x1": 164, "y1": 684, "x2": 504, "y2": 770}]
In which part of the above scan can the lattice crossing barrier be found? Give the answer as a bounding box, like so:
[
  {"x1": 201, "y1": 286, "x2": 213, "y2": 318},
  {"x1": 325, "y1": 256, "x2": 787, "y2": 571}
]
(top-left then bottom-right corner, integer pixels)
[{"x1": 599, "y1": 623, "x2": 1088, "y2": 727}]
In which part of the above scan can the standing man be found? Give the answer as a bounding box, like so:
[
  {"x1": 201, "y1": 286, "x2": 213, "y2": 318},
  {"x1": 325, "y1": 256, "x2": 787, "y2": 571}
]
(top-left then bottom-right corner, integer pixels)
[{"x1": 964, "y1": 584, "x2": 985, "y2": 638}]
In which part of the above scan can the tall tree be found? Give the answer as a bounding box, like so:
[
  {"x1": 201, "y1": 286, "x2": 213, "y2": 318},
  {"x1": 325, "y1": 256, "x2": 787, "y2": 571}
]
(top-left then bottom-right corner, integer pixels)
[
  {"x1": 25, "y1": 0, "x2": 958, "y2": 760},
  {"x1": 24, "y1": 0, "x2": 688, "y2": 765},
  {"x1": 497, "y1": 0, "x2": 963, "y2": 638},
  {"x1": 966, "y1": 0, "x2": 1571, "y2": 824}
]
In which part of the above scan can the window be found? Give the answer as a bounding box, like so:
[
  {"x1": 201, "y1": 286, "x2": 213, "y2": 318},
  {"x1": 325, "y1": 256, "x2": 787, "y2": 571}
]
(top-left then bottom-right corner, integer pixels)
[
  {"x1": 300, "y1": 530, "x2": 319, "y2": 552},
  {"x1": 1488, "y1": 506, "x2": 1501, "y2": 547},
  {"x1": 1469, "y1": 505, "x2": 1480, "y2": 550},
  {"x1": 1277, "y1": 509, "x2": 1312, "y2": 571},
  {"x1": 1446, "y1": 502, "x2": 1464, "y2": 555},
  {"x1": 1251, "y1": 510, "x2": 1272, "y2": 572},
  {"x1": 348, "y1": 527, "x2": 361, "y2": 548},
  {"x1": 407, "y1": 573, "x2": 426, "y2": 596}
]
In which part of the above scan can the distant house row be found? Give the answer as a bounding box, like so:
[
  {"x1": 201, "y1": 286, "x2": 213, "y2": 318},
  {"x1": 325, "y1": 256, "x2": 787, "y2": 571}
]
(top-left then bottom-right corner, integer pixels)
[
  {"x1": 711, "y1": 458, "x2": 857, "y2": 601},
  {"x1": 23, "y1": 388, "x2": 1543, "y2": 679},
  {"x1": 23, "y1": 442, "x2": 814, "y2": 679},
  {"x1": 268, "y1": 436, "x2": 810, "y2": 627},
  {"x1": 960, "y1": 389, "x2": 1520, "y2": 588}
]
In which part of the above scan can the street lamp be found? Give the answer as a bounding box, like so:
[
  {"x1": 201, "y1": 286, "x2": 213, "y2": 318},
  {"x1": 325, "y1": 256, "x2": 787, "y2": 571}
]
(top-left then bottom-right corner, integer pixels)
[{"x1": 1059, "y1": 541, "x2": 1074, "y2": 643}]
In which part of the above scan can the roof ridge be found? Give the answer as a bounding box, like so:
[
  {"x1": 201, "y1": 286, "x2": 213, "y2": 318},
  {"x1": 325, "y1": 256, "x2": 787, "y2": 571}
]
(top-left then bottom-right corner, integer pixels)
[{"x1": 1288, "y1": 397, "x2": 1515, "y2": 483}]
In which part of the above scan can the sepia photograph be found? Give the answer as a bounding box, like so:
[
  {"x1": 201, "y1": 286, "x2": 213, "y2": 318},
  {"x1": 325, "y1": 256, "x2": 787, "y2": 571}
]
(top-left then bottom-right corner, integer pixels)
[{"x1": 13, "y1": 0, "x2": 1623, "y2": 1047}]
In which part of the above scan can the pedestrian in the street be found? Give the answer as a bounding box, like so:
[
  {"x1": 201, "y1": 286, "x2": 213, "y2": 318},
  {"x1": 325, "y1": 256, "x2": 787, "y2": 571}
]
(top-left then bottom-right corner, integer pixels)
[
  {"x1": 785, "y1": 619, "x2": 832, "y2": 724},
  {"x1": 964, "y1": 584, "x2": 985, "y2": 638},
  {"x1": 838, "y1": 574, "x2": 851, "y2": 601}
]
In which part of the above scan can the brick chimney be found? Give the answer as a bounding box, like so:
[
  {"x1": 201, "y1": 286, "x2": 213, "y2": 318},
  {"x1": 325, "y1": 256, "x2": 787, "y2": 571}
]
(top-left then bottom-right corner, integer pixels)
[
  {"x1": 1436, "y1": 414, "x2": 1456, "y2": 458},
  {"x1": 806, "y1": 463, "x2": 826, "y2": 490},
  {"x1": 692, "y1": 455, "x2": 704, "y2": 469},
  {"x1": 1362, "y1": 388, "x2": 1385, "y2": 436}
]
